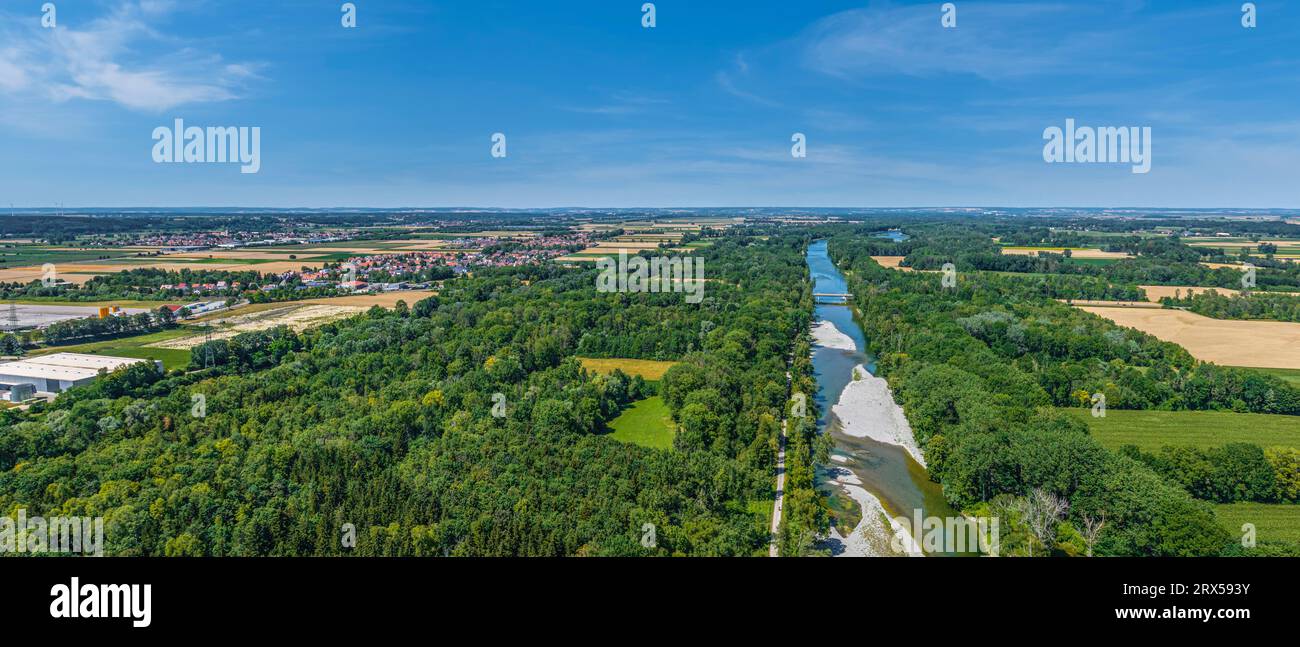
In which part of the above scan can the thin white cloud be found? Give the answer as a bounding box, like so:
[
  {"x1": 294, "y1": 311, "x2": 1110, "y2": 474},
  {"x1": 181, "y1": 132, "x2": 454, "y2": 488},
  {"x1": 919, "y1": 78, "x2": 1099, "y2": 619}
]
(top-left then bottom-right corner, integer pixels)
[
  {"x1": 0, "y1": 1, "x2": 258, "y2": 113},
  {"x1": 800, "y1": 2, "x2": 1114, "y2": 81}
]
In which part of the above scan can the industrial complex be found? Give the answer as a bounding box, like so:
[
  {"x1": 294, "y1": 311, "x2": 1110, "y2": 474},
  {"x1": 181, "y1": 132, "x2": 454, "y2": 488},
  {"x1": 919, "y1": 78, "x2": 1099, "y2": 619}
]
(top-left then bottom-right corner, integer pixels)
[{"x1": 0, "y1": 353, "x2": 161, "y2": 401}]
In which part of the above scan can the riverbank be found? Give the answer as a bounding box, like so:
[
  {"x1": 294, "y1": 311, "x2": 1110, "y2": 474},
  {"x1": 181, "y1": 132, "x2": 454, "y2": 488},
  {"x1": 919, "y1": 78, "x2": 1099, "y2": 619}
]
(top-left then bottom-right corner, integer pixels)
[
  {"x1": 832, "y1": 366, "x2": 927, "y2": 468},
  {"x1": 811, "y1": 319, "x2": 855, "y2": 351},
  {"x1": 823, "y1": 460, "x2": 924, "y2": 557}
]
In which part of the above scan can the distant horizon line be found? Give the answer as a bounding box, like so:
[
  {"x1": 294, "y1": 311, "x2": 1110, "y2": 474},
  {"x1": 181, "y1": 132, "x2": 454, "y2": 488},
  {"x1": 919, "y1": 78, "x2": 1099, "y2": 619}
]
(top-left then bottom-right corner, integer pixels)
[{"x1": 3, "y1": 206, "x2": 1299, "y2": 213}]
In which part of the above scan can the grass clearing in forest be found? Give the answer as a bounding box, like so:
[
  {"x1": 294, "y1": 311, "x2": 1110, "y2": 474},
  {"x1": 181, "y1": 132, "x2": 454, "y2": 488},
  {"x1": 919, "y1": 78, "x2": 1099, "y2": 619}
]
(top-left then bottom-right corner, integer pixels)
[
  {"x1": 30, "y1": 327, "x2": 195, "y2": 369},
  {"x1": 577, "y1": 357, "x2": 678, "y2": 380},
  {"x1": 1215, "y1": 502, "x2": 1300, "y2": 544},
  {"x1": 608, "y1": 396, "x2": 675, "y2": 450},
  {"x1": 1064, "y1": 409, "x2": 1300, "y2": 452}
]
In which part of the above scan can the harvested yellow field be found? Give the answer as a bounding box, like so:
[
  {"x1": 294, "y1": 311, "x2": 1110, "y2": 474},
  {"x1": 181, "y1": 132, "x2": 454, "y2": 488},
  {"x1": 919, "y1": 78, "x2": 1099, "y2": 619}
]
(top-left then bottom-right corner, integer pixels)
[
  {"x1": 167, "y1": 250, "x2": 329, "y2": 261},
  {"x1": 1077, "y1": 306, "x2": 1300, "y2": 369},
  {"x1": 1140, "y1": 285, "x2": 1240, "y2": 302},
  {"x1": 0, "y1": 264, "x2": 119, "y2": 285},
  {"x1": 1140, "y1": 285, "x2": 1300, "y2": 302},
  {"x1": 1000, "y1": 247, "x2": 1132, "y2": 259},
  {"x1": 1060, "y1": 299, "x2": 1160, "y2": 308},
  {"x1": 1200, "y1": 262, "x2": 1243, "y2": 270},
  {"x1": 871, "y1": 256, "x2": 912, "y2": 271},
  {"x1": 577, "y1": 357, "x2": 679, "y2": 380},
  {"x1": 0, "y1": 256, "x2": 330, "y2": 284},
  {"x1": 302, "y1": 290, "x2": 437, "y2": 307}
]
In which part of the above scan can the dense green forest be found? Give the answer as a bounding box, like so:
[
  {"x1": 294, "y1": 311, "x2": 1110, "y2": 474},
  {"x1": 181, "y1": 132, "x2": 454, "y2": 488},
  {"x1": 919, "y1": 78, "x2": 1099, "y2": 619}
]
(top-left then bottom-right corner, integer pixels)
[
  {"x1": 2, "y1": 217, "x2": 1296, "y2": 557},
  {"x1": 826, "y1": 227, "x2": 1300, "y2": 555},
  {"x1": 41, "y1": 307, "x2": 177, "y2": 344},
  {"x1": 0, "y1": 235, "x2": 815, "y2": 556},
  {"x1": 871, "y1": 221, "x2": 1300, "y2": 294}
]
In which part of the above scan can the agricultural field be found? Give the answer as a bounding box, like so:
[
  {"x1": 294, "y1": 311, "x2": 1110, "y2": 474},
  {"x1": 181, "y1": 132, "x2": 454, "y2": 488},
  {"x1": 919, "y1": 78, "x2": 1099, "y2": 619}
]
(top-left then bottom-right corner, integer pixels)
[
  {"x1": 0, "y1": 244, "x2": 139, "y2": 267},
  {"x1": 1140, "y1": 285, "x2": 1244, "y2": 302},
  {"x1": 607, "y1": 396, "x2": 675, "y2": 450},
  {"x1": 0, "y1": 238, "x2": 462, "y2": 285},
  {"x1": 870, "y1": 256, "x2": 912, "y2": 270},
  {"x1": 577, "y1": 357, "x2": 678, "y2": 380},
  {"x1": 150, "y1": 303, "x2": 367, "y2": 349},
  {"x1": 303, "y1": 290, "x2": 437, "y2": 308},
  {"x1": 6, "y1": 298, "x2": 177, "y2": 309},
  {"x1": 1061, "y1": 257, "x2": 1123, "y2": 267},
  {"x1": 1214, "y1": 503, "x2": 1300, "y2": 544},
  {"x1": 1064, "y1": 409, "x2": 1300, "y2": 452},
  {"x1": 1248, "y1": 367, "x2": 1300, "y2": 387},
  {"x1": 1077, "y1": 305, "x2": 1300, "y2": 369},
  {"x1": 149, "y1": 292, "x2": 434, "y2": 349},
  {"x1": 999, "y1": 246, "x2": 1133, "y2": 260},
  {"x1": 29, "y1": 328, "x2": 195, "y2": 370}
]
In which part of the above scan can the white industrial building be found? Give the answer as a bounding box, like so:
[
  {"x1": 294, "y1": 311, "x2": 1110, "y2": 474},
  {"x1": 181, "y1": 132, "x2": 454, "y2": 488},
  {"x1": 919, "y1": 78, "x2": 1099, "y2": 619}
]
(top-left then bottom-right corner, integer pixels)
[{"x1": 0, "y1": 353, "x2": 161, "y2": 397}]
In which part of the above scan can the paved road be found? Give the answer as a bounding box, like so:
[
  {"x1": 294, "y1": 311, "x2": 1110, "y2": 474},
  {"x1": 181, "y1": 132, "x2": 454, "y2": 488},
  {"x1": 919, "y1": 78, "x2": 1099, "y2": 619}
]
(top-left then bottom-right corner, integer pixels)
[{"x1": 768, "y1": 416, "x2": 787, "y2": 557}]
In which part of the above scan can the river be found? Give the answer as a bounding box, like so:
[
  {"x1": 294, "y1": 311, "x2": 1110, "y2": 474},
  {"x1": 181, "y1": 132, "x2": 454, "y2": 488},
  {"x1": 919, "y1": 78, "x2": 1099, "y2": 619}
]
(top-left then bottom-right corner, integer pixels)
[{"x1": 807, "y1": 238, "x2": 966, "y2": 556}]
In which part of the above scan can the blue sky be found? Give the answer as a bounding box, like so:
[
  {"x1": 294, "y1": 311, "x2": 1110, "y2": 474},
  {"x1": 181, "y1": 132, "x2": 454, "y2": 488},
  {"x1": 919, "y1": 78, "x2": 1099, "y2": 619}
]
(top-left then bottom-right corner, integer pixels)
[{"x1": 0, "y1": 0, "x2": 1297, "y2": 208}]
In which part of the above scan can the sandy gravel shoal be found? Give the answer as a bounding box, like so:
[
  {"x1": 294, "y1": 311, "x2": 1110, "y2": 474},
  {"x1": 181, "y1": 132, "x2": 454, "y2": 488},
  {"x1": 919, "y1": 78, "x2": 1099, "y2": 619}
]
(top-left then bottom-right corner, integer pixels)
[
  {"x1": 1078, "y1": 306, "x2": 1300, "y2": 369},
  {"x1": 833, "y1": 366, "x2": 927, "y2": 467},
  {"x1": 811, "y1": 320, "x2": 856, "y2": 351},
  {"x1": 822, "y1": 466, "x2": 921, "y2": 558}
]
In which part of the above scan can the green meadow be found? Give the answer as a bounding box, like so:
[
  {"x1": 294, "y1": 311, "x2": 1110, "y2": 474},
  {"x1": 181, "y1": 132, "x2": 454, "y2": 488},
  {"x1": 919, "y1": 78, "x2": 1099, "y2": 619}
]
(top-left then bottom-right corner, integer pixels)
[
  {"x1": 1215, "y1": 503, "x2": 1300, "y2": 544},
  {"x1": 0, "y1": 245, "x2": 136, "y2": 266},
  {"x1": 1064, "y1": 408, "x2": 1300, "y2": 452},
  {"x1": 30, "y1": 328, "x2": 195, "y2": 370},
  {"x1": 1245, "y1": 367, "x2": 1300, "y2": 387},
  {"x1": 608, "y1": 396, "x2": 675, "y2": 450}
]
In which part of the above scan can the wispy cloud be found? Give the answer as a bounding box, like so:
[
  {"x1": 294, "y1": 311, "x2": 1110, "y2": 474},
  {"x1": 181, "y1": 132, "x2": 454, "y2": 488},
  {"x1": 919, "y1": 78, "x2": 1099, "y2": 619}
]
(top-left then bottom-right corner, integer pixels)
[
  {"x1": 0, "y1": 1, "x2": 258, "y2": 113},
  {"x1": 564, "y1": 91, "x2": 671, "y2": 116},
  {"x1": 799, "y1": 2, "x2": 1121, "y2": 81}
]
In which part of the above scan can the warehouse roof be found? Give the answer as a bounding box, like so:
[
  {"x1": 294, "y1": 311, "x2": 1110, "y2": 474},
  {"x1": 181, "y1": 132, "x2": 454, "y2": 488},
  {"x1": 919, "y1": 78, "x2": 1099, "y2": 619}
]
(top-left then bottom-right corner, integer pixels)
[{"x1": 0, "y1": 353, "x2": 151, "y2": 382}]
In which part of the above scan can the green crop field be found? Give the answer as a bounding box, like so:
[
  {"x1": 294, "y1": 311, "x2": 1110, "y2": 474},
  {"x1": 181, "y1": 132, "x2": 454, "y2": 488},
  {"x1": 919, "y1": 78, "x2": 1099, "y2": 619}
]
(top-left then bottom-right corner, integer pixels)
[
  {"x1": 0, "y1": 245, "x2": 135, "y2": 266},
  {"x1": 30, "y1": 328, "x2": 195, "y2": 370},
  {"x1": 1063, "y1": 258, "x2": 1123, "y2": 266},
  {"x1": 608, "y1": 396, "x2": 675, "y2": 450},
  {"x1": 1215, "y1": 503, "x2": 1300, "y2": 544},
  {"x1": 1064, "y1": 409, "x2": 1300, "y2": 452},
  {"x1": 1246, "y1": 367, "x2": 1300, "y2": 387}
]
